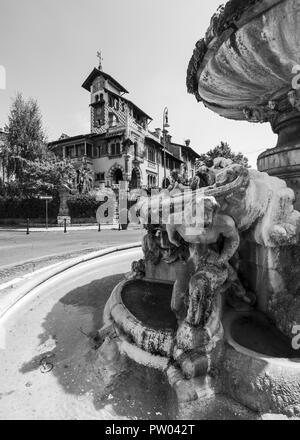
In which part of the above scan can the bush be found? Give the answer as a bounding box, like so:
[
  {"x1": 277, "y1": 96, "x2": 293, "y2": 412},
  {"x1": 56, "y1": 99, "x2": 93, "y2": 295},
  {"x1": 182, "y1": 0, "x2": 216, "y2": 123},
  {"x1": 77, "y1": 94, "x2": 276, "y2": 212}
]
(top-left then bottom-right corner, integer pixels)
[
  {"x1": 67, "y1": 194, "x2": 103, "y2": 219},
  {"x1": 0, "y1": 194, "x2": 60, "y2": 219}
]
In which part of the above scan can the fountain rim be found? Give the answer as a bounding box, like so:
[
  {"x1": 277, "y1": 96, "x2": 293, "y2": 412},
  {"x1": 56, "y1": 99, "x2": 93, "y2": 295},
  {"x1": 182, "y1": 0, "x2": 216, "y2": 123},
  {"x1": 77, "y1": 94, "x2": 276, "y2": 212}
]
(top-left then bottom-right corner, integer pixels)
[
  {"x1": 0, "y1": 242, "x2": 142, "y2": 320},
  {"x1": 187, "y1": 0, "x2": 286, "y2": 110},
  {"x1": 109, "y1": 279, "x2": 177, "y2": 334}
]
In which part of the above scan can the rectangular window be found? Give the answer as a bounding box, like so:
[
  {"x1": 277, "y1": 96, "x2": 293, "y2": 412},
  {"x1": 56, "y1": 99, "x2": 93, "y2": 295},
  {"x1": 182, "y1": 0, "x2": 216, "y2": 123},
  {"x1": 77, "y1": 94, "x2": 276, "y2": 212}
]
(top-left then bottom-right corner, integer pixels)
[
  {"x1": 148, "y1": 146, "x2": 156, "y2": 163},
  {"x1": 70, "y1": 146, "x2": 76, "y2": 158},
  {"x1": 76, "y1": 144, "x2": 85, "y2": 157},
  {"x1": 93, "y1": 145, "x2": 98, "y2": 157},
  {"x1": 86, "y1": 144, "x2": 92, "y2": 157},
  {"x1": 98, "y1": 144, "x2": 107, "y2": 156},
  {"x1": 95, "y1": 172, "x2": 105, "y2": 181}
]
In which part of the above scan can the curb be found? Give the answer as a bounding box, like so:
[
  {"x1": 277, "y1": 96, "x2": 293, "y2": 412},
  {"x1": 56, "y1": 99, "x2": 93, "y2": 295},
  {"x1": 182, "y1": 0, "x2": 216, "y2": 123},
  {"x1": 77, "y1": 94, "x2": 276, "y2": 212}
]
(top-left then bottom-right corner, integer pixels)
[
  {"x1": 0, "y1": 224, "x2": 142, "y2": 233},
  {"x1": 0, "y1": 242, "x2": 142, "y2": 319}
]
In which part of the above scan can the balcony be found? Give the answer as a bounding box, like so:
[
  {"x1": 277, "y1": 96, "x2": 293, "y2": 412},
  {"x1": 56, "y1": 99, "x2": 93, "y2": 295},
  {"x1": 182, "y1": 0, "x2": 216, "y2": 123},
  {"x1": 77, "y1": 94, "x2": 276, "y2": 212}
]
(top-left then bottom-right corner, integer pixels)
[
  {"x1": 106, "y1": 125, "x2": 125, "y2": 138},
  {"x1": 147, "y1": 160, "x2": 157, "y2": 170},
  {"x1": 67, "y1": 156, "x2": 93, "y2": 167}
]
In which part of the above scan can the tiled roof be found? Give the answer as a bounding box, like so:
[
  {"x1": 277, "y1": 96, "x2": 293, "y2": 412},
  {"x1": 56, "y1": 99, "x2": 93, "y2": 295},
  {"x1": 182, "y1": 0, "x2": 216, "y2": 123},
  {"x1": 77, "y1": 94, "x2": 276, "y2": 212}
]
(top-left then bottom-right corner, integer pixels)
[
  {"x1": 104, "y1": 88, "x2": 152, "y2": 121},
  {"x1": 82, "y1": 68, "x2": 129, "y2": 94},
  {"x1": 145, "y1": 135, "x2": 183, "y2": 163},
  {"x1": 170, "y1": 141, "x2": 200, "y2": 159}
]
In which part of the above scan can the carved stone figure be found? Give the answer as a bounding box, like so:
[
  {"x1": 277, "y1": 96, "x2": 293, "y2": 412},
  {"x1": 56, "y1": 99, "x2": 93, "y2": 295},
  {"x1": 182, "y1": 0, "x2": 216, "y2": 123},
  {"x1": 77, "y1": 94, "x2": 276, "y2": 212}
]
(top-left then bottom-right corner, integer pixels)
[{"x1": 167, "y1": 195, "x2": 242, "y2": 366}]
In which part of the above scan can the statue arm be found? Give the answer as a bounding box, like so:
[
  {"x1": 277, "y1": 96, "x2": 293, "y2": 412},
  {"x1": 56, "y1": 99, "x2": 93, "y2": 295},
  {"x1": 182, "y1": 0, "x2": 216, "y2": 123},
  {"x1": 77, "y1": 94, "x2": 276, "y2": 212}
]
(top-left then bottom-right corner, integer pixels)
[{"x1": 217, "y1": 215, "x2": 240, "y2": 263}]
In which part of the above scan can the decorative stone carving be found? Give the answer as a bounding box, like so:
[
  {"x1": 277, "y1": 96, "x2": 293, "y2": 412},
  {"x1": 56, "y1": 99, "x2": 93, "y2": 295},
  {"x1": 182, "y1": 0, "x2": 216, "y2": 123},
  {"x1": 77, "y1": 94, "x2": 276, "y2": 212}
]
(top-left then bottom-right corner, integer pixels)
[{"x1": 126, "y1": 259, "x2": 146, "y2": 280}]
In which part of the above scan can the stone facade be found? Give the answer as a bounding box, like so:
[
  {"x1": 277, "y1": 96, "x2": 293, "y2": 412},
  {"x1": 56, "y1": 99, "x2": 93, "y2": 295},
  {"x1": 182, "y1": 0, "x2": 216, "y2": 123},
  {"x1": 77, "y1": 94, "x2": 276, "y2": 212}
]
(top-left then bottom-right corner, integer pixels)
[{"x1": 49, "y1": 67, "x2": 200, "y2": 190}]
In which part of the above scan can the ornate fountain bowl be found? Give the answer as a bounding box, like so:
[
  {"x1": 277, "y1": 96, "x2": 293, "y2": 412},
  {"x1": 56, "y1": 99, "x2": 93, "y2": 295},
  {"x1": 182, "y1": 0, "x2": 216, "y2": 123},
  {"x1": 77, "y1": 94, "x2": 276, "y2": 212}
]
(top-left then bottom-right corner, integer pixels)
[
  {"x1": 187, "y1": 0, "x2": 300, "y2": 124},
  {"x1": 187, "y1": 0, "x2": 300, "y2": 209},
  {"x1": 104, "y1": 279, "x2": 178, "y2": 369}
]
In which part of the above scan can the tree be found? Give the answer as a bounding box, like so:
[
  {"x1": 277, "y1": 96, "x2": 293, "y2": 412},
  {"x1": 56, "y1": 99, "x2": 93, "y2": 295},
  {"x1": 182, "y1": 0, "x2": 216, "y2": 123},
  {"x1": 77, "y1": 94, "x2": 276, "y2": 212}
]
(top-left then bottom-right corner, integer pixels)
[
  {"x1": 20, "y1": 157, "x2": 76, "y2": 196},
  {"x1": 198, "y1": 141, "x2": 250, "y2": 168},
  {"x1": 2, "y1": 93, "x2": 77, "y2": 198},
  {"x1": 4, "y1": 93, "x2": 49, "y2": 180}
]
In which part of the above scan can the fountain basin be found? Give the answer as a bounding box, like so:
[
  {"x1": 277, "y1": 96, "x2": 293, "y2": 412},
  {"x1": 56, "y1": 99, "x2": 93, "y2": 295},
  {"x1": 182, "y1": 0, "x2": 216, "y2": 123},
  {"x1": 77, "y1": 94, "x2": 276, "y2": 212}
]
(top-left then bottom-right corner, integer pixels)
[
  {"x1": 222, "y1": 310, "x2": 300, "y2": 414},
  {"x1": 104, "y1": 279, "x2": 177, "y2": 368}
]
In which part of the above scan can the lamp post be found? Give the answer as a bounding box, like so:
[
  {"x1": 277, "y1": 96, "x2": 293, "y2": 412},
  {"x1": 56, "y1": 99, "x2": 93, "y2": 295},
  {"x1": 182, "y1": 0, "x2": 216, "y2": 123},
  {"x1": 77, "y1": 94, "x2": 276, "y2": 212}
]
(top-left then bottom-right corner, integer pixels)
[{"x1": 162, "y1": 107, "x2": 170, "y2": 189}]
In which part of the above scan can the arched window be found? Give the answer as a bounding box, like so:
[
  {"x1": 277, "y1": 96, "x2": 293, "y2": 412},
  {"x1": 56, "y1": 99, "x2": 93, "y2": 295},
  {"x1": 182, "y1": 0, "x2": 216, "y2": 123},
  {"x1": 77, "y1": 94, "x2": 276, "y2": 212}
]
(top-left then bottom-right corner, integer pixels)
[
  {"x1": 113, "y1": 169, "x2": 123, "y2": 184},
  {"x1": 147, "y1": 174, "x2": 156, "y2": 188},
  {"x1": 131, "y1": 169, "x2": 138, "y2": 189},
  {"x1": 162, "y1": 178, "x2": 170, "y2": 189},
  {"x1": 110, "y1": 143, "x2": 116, "y2": 156},
  {"x1": 108, "y1": 113, "x2": 119, "y2": 127}
]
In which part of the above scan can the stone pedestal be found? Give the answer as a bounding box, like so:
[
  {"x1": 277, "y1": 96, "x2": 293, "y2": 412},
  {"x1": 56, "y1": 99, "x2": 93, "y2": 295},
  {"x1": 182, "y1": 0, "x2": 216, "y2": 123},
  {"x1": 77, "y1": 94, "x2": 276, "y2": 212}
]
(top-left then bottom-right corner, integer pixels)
[
  {"x1": 258, "y1": 112, "x2": 300, "y2": 211},
  {"x1": 57, "y1": 215, "x2": 71, "y2": 227},
  {"x1": 239, "y1": 234, "x2": 300, "y2": 340},
  {"x1": 145, "y1": 260, "x2": 183, "y2": 283},
  {"x1": 57, "y1": 188, "x2": 71, "y2": 225}
]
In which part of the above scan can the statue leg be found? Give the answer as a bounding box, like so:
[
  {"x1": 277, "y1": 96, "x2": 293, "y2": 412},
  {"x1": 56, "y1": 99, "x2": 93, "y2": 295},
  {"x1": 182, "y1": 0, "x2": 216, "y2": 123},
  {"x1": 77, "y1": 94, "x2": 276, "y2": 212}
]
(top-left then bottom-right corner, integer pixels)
[
  {"x1": 180, "y1": 350, "x2": 210, "y2": 379},
  {"x1": 171, "y1": 263, "x2": 190, "y2": 320},
  {"x1": 165, "y1": 223, "x2": 181, "y2": 247},
  {"x1": 166, "y1": 364, "x2": 198, "y2": 403},
  {"x1": 186, "y1": 272, "x2": 207, "y2": 326},
  {"x1": 94, "y1": 324, "x2": 127, "y2": 388}
]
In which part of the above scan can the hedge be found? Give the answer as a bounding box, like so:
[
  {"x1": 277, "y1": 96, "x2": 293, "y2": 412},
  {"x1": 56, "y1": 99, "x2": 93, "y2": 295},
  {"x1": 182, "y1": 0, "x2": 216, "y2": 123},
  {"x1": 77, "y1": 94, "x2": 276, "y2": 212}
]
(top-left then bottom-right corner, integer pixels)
[
  {"x1": 67, "y1": 194, "x2": 105, "y2": 219},
  {"x1": 0, "y1": 195, "x2": 60, "y2": 219}
]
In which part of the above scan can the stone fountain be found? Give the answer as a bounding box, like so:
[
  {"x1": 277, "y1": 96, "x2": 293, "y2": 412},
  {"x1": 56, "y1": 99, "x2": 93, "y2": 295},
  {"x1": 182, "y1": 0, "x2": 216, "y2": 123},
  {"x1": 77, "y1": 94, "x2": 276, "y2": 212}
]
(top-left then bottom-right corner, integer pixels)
[{"x1": 97, "y1": 0, "x2": 300, "y2": 419}]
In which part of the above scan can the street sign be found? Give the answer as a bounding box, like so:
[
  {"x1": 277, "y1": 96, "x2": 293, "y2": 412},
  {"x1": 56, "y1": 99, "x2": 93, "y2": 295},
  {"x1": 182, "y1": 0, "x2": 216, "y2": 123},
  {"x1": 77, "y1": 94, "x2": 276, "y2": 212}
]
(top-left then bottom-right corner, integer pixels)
[
  {"x1": 39, "y1": 196, "x2": 53, "y2": 229},
  {"x1": 39, "y1": 196, "x2": 53, "y2": 201}
]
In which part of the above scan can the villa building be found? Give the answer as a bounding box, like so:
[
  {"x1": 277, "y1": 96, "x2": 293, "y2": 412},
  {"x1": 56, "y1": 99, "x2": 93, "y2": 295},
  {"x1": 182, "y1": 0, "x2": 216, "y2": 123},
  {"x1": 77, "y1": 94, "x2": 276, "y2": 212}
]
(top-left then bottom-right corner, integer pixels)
[{"x1": 48, "y1": 60, "x2": 200, "y2": 190}]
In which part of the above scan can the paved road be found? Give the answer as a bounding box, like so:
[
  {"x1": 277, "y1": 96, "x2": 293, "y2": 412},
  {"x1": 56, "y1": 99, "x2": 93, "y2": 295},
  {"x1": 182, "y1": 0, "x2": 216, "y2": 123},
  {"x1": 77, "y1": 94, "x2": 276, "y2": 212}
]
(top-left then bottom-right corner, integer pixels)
[{"x1": 0, "y1": 227, "x2": 144, "y2": 283}]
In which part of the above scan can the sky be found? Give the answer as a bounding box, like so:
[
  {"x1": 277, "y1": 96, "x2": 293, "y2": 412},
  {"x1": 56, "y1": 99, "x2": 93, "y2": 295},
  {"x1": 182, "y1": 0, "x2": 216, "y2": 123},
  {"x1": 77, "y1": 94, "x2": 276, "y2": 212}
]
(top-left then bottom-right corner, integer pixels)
[{"x1": 0, "y1": 0, "x2": 277, "y2": 168}]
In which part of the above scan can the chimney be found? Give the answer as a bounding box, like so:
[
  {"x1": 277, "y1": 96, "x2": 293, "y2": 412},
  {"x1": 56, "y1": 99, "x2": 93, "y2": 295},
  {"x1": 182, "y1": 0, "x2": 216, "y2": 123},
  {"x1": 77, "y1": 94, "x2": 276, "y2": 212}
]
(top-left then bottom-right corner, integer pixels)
[
  {"x1": 155, "y1": 128, "x2": 162, "y2": 139},
  {"x1": 166, "y1": 134, "x2": 172, "y2": 144},
  {"x1": 185, "y1": 139, "x2": 191, "y2": 147}
]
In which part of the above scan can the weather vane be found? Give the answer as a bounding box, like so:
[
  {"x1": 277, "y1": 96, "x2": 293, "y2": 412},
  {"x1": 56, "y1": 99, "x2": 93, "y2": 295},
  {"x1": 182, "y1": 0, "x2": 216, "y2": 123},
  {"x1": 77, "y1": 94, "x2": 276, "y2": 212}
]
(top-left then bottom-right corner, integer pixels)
[{"x1": 97, "y1": 50, "x2": 103, "y2": 71}]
